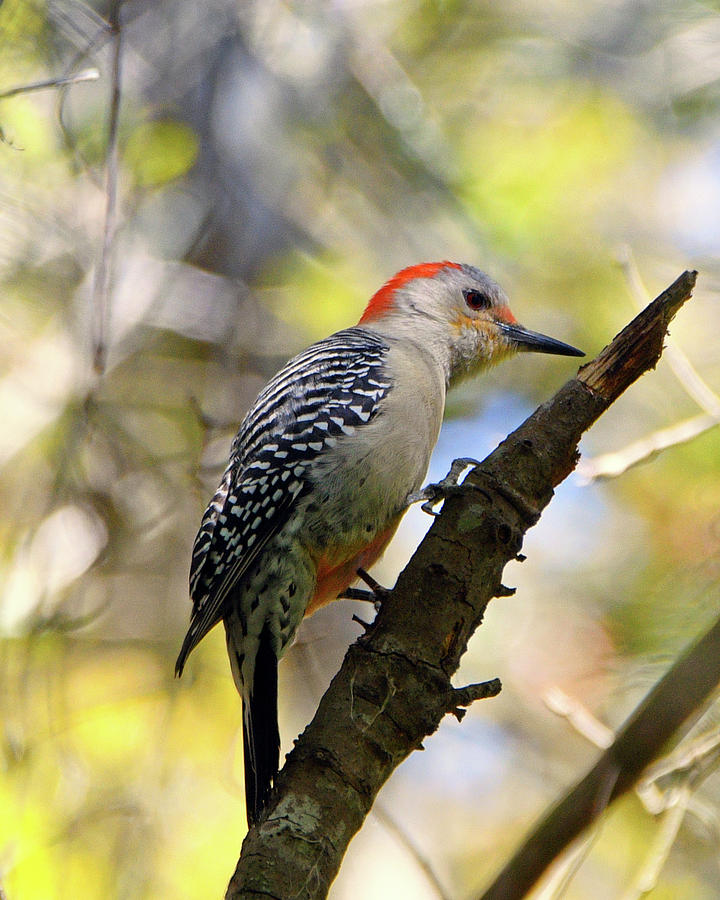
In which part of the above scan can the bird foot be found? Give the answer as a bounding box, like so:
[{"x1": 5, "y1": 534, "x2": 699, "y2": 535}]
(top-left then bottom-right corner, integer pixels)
[
  {"x1": 342, "y1": 587, "x2": 381, "y2": 610},
  {"x1": 407, "y1": 457, "x2": 482, "y2": 516},
  {"x1": 339, "y1": 567, "x2": 391, "y2": 612}
]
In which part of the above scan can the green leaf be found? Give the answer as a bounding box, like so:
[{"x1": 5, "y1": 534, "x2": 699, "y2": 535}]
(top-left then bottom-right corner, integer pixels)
[{"x1": 125, "y1": 120, "x2": 198, "y2": 187}]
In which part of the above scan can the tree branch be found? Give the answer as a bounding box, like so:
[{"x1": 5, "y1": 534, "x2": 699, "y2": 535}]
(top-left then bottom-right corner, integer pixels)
[
  {"x1": 225, "y1": 271, "x2": 698, "y2": 900},
  {"x1": 480, "y1": 610, "x2": 720, "y2": 900}
]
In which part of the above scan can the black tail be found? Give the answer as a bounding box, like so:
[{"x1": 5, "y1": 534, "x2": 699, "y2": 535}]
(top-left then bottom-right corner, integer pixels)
[
  {"x1": 174, "y1": 625, "x2": 197, "y2": 678},
  {"x1": 243, "y1": 627, "x2": 280, "y2": 826}
]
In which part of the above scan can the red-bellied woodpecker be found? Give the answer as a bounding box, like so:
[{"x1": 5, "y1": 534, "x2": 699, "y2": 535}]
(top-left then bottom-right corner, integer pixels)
[{"x1": 175, "y1": 261, "x2": 583, "y2": 825}]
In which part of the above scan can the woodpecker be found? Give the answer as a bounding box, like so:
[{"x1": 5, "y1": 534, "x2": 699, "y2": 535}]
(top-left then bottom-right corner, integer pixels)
[{"x1": 176, "y1": 261, "x2": 583, "y2": 825}]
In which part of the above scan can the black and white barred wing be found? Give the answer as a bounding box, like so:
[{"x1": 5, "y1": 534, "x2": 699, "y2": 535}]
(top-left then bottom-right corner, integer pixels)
[{"x1": 175, "y1": 329, "x2": 392, "y2": 674}]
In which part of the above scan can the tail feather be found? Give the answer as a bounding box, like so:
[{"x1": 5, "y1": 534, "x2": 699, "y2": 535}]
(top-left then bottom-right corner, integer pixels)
[
  {"x1": 243, "y1": 627, "x2": 280, "y2": 826},
  {"x1": 174, "y1": 625, "x2": 197, "y2": 678}
]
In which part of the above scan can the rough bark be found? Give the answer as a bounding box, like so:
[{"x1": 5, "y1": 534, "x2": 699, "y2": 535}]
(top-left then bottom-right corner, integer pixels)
[{"x1": 225, "y1": 271, "x2": 698, "y2": 900}]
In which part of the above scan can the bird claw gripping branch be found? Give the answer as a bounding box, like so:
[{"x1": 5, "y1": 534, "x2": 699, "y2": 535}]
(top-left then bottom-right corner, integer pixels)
[
  {"x1": 408, "y1": 457, "x2": 484, "y2": 516},
  {"x1": 176, "y1": 261, "x2": 584, "y2": 826},
  {"x1": 340, "y1": 566, "x2": 390, "y2": 610}
]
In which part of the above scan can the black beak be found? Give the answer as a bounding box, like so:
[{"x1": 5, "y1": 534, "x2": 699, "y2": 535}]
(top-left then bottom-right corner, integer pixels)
[{"x1": 498, "y1": 322, "x2": 584, "y2": 358}]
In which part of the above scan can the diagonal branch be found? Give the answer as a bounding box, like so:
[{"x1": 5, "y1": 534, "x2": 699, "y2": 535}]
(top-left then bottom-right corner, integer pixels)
[
  {"x1": 481, "y1": 610, "x2": 720, "y2": 900},
  {"x1": 225, "y1": 271, "x2": 697, "y2": 900}
]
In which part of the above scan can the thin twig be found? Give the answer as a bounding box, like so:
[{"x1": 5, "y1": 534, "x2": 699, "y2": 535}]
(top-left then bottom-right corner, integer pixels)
[
  {"x1": 91, "y1": 0, "x2": 123, "y2": 375},
  {"x1": 1, "y1": 68, "x2": 100, "y2": 151},
  {"x1": 373, "y1": 804, "x2": 453, "y2": 900},
  {"x1": 543, "y1": 687, "x2": 614, "y2": 749},
  {"x1": 577, "y1": 412, "x2": 718, "y2": 481},
  {"x1": 534, "y1": 834, "x2": 597, "y2": 900},
  {"x1": 579, "y1": 251, "x2": 718, "y2": 481},
  {"x1": 0, "y1": 69, "x2": 99, "y2": 101},
  {"x1": 622, "y1": 788, "x2": 691, "y2": 900},
  {"x1": 618, "y1": 248, "x2": 720, "y2": 416},
  {"x1": 50, "y1": 0, "x2": 111, "y2": 41},
  {"x1": 639, "y1": 726, "x2": 720, "y2": 802},
  {"x1": 57, "y1": 25, "x2": 112, "y2": 183}
]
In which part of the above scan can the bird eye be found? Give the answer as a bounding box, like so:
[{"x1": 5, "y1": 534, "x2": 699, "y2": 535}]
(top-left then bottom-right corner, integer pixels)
[{"x1": 463, "y1": 289, "x2": 491, "y2": 311}]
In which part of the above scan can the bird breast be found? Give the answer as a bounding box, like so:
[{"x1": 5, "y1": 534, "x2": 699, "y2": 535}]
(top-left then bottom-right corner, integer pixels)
[{"x1": 299, "y1": 338, "x2": 446, "y2": 573}]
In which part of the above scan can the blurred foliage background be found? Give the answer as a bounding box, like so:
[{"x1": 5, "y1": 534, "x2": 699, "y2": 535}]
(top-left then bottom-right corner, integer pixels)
[{"x1": 1, "y1": 1, "x2": 720, "y2": 898}]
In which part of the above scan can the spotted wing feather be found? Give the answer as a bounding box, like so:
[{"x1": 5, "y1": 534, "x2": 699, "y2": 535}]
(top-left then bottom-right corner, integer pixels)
[{"x1": 176, "y1": 329, "x2": 392, "y2": 674}]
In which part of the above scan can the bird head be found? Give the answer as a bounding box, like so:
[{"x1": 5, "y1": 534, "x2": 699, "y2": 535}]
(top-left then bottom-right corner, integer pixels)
[{"x1": 358, "y1": 261, "x2": 584, "y2": 383}]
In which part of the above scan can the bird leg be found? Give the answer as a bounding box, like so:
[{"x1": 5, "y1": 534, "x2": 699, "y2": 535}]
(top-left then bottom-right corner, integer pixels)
[
  {"x1": 339, "y1": 567, "x2": 391, "y2": 612},
  {"x1": 357, "y1": 567, "x2": 392, "y2": 599},
  {"x1": 408, "y1": 457, "x2": 482, "y2": 516}
]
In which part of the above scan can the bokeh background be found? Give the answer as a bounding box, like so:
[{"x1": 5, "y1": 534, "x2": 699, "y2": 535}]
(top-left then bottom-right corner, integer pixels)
[{"x1": 2, "y1": 1, "x2": 720, "y2": 898}]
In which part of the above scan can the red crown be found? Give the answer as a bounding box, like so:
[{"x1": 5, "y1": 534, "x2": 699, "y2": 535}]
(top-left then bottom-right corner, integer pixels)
[{"x1": 359, "y1": 261, "x2": 461, "y2": 323}]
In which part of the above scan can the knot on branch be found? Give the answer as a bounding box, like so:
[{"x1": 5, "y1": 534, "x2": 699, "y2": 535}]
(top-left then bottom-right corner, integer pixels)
[{"x1": 468, "y1": 470, "x2": 542, "y2": 528}]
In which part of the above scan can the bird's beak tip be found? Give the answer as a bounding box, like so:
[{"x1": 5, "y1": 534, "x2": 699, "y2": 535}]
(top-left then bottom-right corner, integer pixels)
[{"x1": 498, "y1": 322, "x2": 585, "y2": 358}]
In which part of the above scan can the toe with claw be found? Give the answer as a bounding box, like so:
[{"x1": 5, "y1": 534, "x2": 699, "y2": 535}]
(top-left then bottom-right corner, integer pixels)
[
  {"x1": 339, "y1": 567, "x2": 392, "y2": 612},
  {"x1": 408, "y1": 457, "x2": 482, "y2": 516}
]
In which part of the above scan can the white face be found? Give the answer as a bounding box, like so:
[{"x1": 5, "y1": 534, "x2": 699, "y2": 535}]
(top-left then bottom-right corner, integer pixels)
[
  {"x1": 397, "y1": 264, "x2": 510, "y2": 322},
  {"x1": 383, "y1": 262, "x2": 582, "y2": 382},
  {"x1": 393, "y1": 264, "x2": 519, "y2": 380}
]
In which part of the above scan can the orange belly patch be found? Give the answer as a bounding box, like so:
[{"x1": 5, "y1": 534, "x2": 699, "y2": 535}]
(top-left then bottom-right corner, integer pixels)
[{"x1": 305, "y1": 518, "x2": 402, "y2": 616}]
